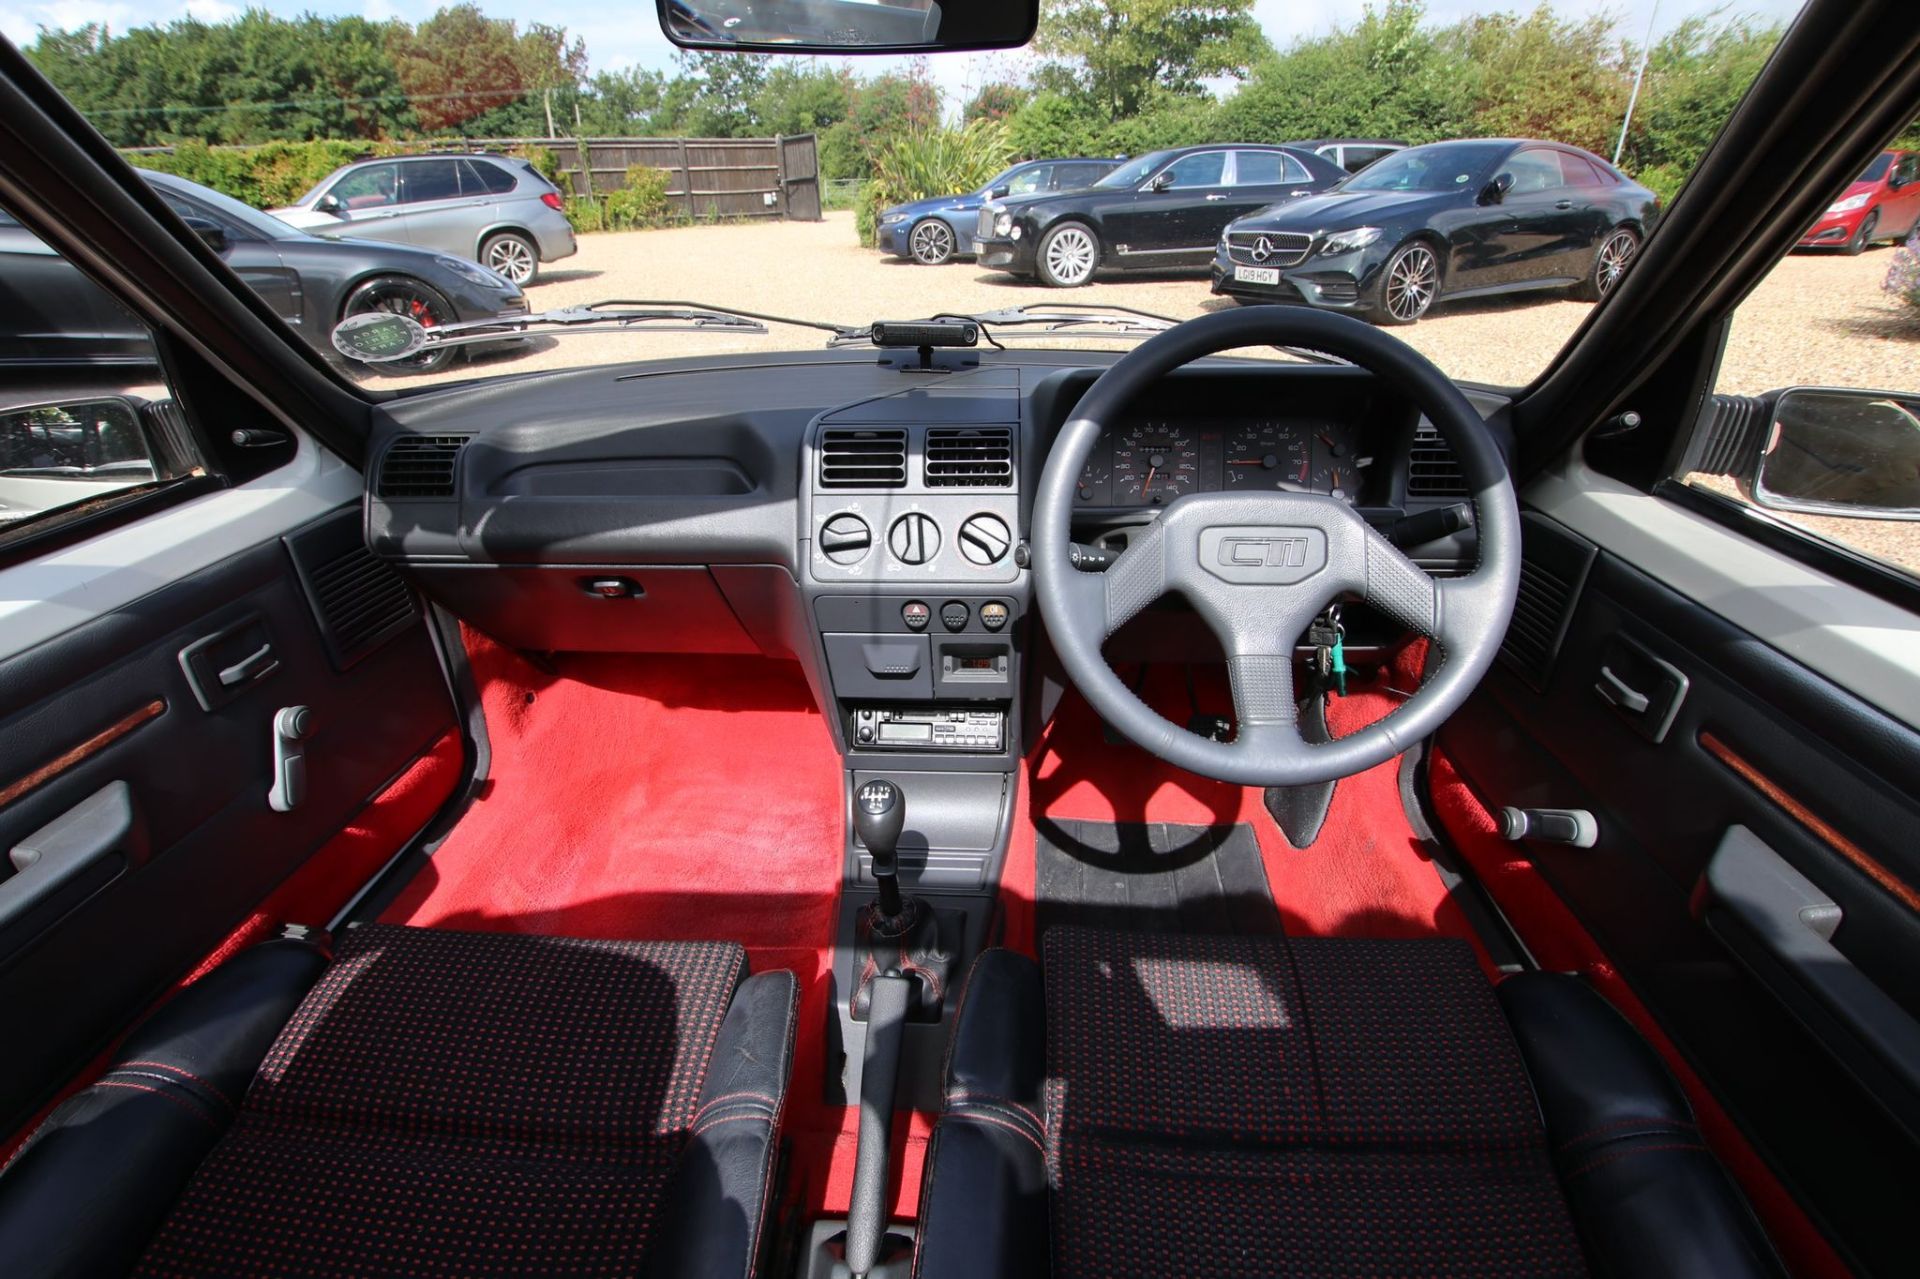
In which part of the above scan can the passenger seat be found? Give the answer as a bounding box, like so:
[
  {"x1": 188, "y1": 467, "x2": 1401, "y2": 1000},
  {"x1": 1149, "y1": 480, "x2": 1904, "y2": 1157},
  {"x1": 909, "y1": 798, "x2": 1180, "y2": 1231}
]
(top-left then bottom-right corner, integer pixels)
[{"x1": 0, "y1": 924, "x2": 798, "y2": 1278}]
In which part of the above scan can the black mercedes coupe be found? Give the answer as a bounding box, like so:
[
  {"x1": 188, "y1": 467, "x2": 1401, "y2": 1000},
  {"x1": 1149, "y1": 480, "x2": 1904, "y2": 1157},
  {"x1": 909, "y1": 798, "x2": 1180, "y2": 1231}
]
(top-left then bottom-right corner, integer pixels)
[{"x1": 1212, "y1": 138, "x2": 1660, "y2": 324}]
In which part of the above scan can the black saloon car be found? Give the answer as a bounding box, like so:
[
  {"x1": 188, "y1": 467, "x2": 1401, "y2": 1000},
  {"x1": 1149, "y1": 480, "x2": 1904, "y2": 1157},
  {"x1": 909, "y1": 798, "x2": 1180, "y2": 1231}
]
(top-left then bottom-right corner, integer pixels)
[
  {"x1": 0, "y1": 170, "x2": 527, "y2": 372},
  {"x1": 1212, "y1": 138, "x2": 1660, "y2": 324},
  {"x1": 975, "y1": 144, "x2": 1347, "y2": 287}
]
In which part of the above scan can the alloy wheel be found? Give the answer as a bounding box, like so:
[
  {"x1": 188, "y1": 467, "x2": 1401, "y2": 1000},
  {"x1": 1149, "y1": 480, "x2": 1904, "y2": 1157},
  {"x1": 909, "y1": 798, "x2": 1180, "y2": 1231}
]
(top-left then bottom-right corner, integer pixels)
[
  {"x1": 484, "y1": 235, "x2": 537, "y2": 285},
  {"x1": 1384, "y1": 244, "x2": 1438, "y2": 322},
  {"x1": 1042, "y1": 225, "x2": 1097, "y2": 287},
  {"x1": 1595, "y1": 229, "x2": 1639, "y2": 294},
  {"x1": 910, "y1": 219, "x2": 955, "y2": 265}
]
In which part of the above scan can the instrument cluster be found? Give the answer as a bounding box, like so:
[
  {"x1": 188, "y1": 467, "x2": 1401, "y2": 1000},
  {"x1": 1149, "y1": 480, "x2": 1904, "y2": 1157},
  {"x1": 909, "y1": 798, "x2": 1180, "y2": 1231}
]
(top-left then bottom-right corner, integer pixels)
[{"x1": 1072, "y1": 418, "x2": 1371, "y2": 508}]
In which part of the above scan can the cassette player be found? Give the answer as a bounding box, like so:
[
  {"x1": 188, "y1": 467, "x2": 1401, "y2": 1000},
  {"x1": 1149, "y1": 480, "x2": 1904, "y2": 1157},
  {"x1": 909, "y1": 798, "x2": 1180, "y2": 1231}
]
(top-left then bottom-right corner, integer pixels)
[{"x1": 851, "y1": 707, "x2": 1004, "y2": 752}]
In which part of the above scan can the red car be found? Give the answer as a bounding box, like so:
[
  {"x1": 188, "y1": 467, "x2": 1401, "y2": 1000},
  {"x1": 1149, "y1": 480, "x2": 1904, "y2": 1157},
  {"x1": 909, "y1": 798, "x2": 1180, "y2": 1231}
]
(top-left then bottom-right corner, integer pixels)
[{"x1": 1798, "y1": 148, "x2": 1920, "y2": 252}]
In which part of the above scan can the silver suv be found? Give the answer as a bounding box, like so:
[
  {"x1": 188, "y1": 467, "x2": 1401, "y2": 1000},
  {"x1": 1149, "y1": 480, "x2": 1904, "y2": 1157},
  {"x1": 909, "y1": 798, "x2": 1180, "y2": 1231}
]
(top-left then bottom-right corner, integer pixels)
[{"x1": 270, "y1": 153, "x2": 576, "y2": 285}]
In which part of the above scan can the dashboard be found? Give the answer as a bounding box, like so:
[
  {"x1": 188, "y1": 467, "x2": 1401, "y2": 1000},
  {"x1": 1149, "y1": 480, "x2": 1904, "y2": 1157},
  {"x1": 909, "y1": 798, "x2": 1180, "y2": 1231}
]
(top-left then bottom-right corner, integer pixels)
[{"x1": 1074, "y1": 416, "x2": 1370, "y2": 508}]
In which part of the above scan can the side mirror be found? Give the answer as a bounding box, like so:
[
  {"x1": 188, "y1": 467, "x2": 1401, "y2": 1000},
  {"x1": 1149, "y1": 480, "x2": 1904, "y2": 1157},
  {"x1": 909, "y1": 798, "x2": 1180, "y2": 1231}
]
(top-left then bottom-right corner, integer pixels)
[
  {"x1": 1148, "y1": 171, "x2": 1174, "y2": 193},
  {"x1": 0, "y1": 397, "x2": 158, "y2": 495},
  {"x1": 989, "y1": 185, "x2": 1010, "y2": 199},
  {"x1": 314, "y1": 193, "x2": 345, "y2": 216},
  {"x1": 1480, "y1": 172, "x2": 1514, "y2": 204},
  {"x1": 180, "y1": 216, "x2": 227, "y2": 253},
  {"x1": 1743, "y1": 388, "x2": 1920, "y2": 520}
]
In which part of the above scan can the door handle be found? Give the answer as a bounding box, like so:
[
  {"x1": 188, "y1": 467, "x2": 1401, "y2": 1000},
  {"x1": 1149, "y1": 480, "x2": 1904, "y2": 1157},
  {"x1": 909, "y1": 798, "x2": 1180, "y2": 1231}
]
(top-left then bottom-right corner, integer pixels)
[
  {"x1": 1555, "y1": 199, "x2": 1574, "y2": 209},
  {"x1": 219, "y1": 642, "x2": 277, "y2": 688},
  {"x1": 1205, "y1": 193, "x2": 1227, "y2": 201},
  {"x1": 1594, "y1": 664, "x2": 1650, "y2": 714},
  {"x1": 2, "y1": 782, "x2": 140, "y2": 939}
]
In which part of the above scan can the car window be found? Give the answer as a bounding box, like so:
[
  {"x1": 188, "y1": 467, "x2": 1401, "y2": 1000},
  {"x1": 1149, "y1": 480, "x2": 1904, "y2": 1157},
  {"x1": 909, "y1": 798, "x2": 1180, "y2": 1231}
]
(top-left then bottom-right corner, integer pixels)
[
  {"x1": 402, "y1": 160, "x2": 462, "y2": 204},
  {"x1": 1344, "y1": 147, "x2": 1394, "y2": 172},
  {"x1": 1897, "y1": 155, "x2": 1920, "y2": 186},
  {"x1": 328, "y1": 164, "x2": 399, "y2": 211},
  {"x1": 1158, "y1": 152, "x2": 1227, "y2": 190},
  {"x1": 1231, "y1": 151, "x2": 1308, "y2": 187},
  {"x1": 0, "y1": 201, "x2": 199, "y2": 538},
  {"x1": 1058, "y1": 163, "x2": 1110, "y2": 188},
  {"x1": 1674, "y1": 167, "x2": 1920, "y2": 583},
  {"x1": 1006, "y1": 165, "x2": 1051, "y2": 196},
  {"x1": 1557, "y1": 153, "x2": 1608, "y2": 188},
  {"x1": 1505, "y1": 149, "x2": 1566, "y2": 196},
  {"x1": 464, "y1": 159, "x2": 520, "y2": 196}
]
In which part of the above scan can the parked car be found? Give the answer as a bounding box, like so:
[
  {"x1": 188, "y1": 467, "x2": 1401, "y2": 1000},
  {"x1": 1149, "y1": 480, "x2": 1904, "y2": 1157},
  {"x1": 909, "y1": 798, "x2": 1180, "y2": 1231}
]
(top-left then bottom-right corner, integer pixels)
[
  {"x1": 1797, "y1": 150, "x2": 1920, "y2": 253},
  {"x1": 975, "y1": 144, "x2": 1347, "y2": 287},
  {"x1": 1211, "y1": 138, "x2": 1659, "y2": 324},
  {"x1": 877, "y1": 157, "x2": 1123, "y2": 265},
  {"x1": 0, "y1": 170, "x2": 528, "y2": 372},
  {"x1": 269, "y1": 152, "x2": 576, "y2": 285},
  {"x1": 1290, "y1": 138, "x2": 1408, "y2": 173}
]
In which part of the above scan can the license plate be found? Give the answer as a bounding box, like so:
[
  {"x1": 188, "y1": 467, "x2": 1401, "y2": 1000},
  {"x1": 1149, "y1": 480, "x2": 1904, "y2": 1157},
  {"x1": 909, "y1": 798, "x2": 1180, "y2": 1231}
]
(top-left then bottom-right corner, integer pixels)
[{"x1": 1234, "y1": 265, "x2": 1280, "y2": 286}]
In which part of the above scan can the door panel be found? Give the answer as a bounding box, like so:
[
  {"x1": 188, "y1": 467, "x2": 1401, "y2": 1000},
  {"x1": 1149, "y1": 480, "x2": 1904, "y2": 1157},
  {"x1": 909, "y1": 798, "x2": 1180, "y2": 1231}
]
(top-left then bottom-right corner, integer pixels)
[
  {"x1": 395, "y1": 159, "x2": 476, "y2": 257},
  {"x1": 1438, "y1": 512, "x2": 1920, "y2": 1277},
  {"x1": 0, "y1": 504, "x2": 456, "y2": 1133}
]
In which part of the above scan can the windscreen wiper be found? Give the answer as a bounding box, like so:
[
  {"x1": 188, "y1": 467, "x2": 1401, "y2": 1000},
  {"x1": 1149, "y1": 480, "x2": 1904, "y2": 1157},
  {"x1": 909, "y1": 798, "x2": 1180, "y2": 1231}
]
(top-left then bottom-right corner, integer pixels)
[{"x1": 332, "y1": 298, "x2": 846, "y2": 364}]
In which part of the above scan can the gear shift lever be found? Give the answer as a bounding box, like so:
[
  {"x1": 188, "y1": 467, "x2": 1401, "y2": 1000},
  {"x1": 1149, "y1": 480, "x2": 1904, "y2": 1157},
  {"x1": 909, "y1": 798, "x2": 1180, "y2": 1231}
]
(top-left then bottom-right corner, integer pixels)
[{"x1": 854, "y1": 778, "x2": 906, "y2": 920}]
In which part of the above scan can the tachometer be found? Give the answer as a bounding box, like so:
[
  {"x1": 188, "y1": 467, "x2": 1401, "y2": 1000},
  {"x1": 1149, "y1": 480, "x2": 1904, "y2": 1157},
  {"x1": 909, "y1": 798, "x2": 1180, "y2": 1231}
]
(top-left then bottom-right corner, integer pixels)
[
  {"x1": 1111, "y1": 422, "x2": 1200, "y2": 504},
  {"x1": 1225, "y1": 422, "x2": 1312, "y2": 492}
]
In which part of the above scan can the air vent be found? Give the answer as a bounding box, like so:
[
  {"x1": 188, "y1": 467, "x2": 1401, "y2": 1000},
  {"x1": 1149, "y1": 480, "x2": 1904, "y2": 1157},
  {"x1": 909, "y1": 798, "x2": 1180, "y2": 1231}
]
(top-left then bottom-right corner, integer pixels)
[
  {"x1": 284, "y1": 510, "x2": 419, "y2": 671},
  {"x1": 1407, "y1": 422, "x2": 1468, "y2": 497},
  {"x1": 925, "y1": 426, "x2": 1014, "y2": 487},
  {"x1": 1496, "y1": 518, "x2": 1596, "y2": 692},
  {"x1": 819, "y1": 428, "x2": 907, "y2": 488},
  {"x1": 377, "y1": 434, "x2": 471, "y2": 499}
]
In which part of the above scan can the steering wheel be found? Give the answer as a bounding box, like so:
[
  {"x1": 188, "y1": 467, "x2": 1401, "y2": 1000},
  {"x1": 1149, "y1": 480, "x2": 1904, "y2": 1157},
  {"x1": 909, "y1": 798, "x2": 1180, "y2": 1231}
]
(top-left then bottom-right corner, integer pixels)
[{"x1": 1032, "y1": 307, "x2": 1520, "y2": 787}]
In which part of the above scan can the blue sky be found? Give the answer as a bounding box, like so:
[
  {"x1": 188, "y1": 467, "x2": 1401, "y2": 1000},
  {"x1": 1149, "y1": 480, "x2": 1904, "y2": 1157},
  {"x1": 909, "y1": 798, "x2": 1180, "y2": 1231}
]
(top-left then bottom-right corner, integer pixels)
[{"x1": 0, "y1": 0, "x2": 1807, "y2": 112}]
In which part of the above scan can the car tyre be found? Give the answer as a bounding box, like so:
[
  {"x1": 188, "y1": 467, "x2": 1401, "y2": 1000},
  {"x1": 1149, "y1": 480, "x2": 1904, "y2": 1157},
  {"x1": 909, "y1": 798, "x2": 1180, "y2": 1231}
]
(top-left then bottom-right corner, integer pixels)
[
  {"x1": 481, "y1": 231, "x2": 540, "y2": 285},
  {"x1": 1574, "y1": 226, "x2": 1641, "y2": 301},
  {"x1": 1844, "y1": 210, "x2": 1879, "y2": 256},
  {"x1": 1036, "y1": 222, "x2": 1099, "y2": 288},
  {"x1": 1366, "y1": 240, "x2": 1440, "y2": 325},
  {"x1": 341, "y1": 275, "x2": 458, "y2": 374},
  {"x1": 908, "y1": 218, "x2": 957, "y2": 266}
]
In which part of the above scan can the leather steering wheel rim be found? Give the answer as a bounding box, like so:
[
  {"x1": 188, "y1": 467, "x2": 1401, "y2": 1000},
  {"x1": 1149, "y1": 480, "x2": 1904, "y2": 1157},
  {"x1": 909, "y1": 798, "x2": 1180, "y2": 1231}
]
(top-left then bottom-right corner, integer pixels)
[{"x1": 1032, "y1": 306, "x2": 1521, "y2": 787}]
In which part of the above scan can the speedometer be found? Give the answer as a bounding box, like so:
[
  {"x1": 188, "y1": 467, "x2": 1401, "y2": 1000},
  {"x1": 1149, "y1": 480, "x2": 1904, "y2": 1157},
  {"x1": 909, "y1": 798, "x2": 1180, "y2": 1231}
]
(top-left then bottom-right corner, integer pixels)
[
  {"x1": 1225, "y1": 422, "x2": 1312, "y2": 492},
  {"x1": 1111, "y1": 422, "x2": 1200, "y2": 504}
]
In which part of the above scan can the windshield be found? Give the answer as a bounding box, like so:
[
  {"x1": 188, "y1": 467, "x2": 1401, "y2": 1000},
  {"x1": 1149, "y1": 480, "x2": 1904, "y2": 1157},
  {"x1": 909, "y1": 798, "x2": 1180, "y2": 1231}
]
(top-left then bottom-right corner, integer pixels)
[
  {"x1": 1860, "y1": 153, "x2": 1894, "y2": 183},
  {"x1": 1093, "y1": 152, "x2": 1176, "y2": 190},
  {"x1": 14, "y1": 1, "x2": 1819, "y2": 392},
  {"x1": 145, "y1": 174, "x2": 307, "y2": 242},
  {"x1": 1341, "y1": 143, "x2": 1508, "y2": 193}
]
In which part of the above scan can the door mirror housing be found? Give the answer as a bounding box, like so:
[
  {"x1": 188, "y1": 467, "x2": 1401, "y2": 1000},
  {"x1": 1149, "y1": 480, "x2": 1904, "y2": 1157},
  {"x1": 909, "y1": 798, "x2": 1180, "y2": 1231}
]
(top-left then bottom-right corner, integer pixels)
[
  {"x1": 1148, "y1": 170, "x2": 1174, "y2": 193},
  {"x1": 1742, "y1": 388, "x2": 1920, "y2": 520},
  {"x1": 313, "y1": 193, "x2": 345, "y2": 216},
  {"x1": 1480, "y1": 172, "x2": 1514, "y2": 205},
  {"x1": 0, "y1": 397, "x2": 160, "y2": 515},
  {"x1": 658, "y1": 0, "x2": 1037, "y2": 54},
  {"x1": 989, "y1": 185, "x2": 1010, "y2": 199},
  {"x1": 180, "y1": 216, "x2": 227, "y2": 252}
]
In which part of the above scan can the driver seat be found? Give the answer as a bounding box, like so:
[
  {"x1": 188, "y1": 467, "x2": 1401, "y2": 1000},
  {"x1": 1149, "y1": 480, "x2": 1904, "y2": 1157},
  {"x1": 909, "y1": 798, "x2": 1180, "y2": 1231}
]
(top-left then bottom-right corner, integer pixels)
[{"x1": 914, "y1": 928, "x2": 1785, "y2": 1278}]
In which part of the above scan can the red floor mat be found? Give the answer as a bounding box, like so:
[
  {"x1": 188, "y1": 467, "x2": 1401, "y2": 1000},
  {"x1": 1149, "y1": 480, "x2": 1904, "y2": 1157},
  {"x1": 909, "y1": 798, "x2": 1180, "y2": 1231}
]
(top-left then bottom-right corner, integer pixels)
[{"x1": 1006, "y1": 650, "x2": 1487, "y2": 968}]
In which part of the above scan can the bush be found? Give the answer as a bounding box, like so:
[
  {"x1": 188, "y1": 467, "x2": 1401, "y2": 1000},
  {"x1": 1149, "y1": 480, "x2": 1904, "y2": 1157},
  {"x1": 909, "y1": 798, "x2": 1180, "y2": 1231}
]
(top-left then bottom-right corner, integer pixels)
[
  {"x1": 860, "y1": 120, "x2": 1016, "y2": 246},
  {"x1": 1884, "y1": 230, "x2": 1920, "y2": 313},
  {"x1": 1006, "y1": 93, "x2": 1105, "y2": 161},
  {"x1": 134, "y1": 139, "x2": 388, "y2": 207},
  {"x1": 564, "y1": 166, "x2": 674, "y2": 234},
  {"x1": 1630, "y1": 162, "x2": 1690, "y2": 208}
]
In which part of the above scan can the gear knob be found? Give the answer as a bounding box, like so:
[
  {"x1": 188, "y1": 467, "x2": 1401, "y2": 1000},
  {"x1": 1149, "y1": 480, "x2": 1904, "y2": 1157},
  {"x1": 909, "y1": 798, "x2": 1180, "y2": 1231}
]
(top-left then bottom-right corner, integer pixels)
[{"x1": 855, "y1": 778, "x2": 905, "y2": 862}]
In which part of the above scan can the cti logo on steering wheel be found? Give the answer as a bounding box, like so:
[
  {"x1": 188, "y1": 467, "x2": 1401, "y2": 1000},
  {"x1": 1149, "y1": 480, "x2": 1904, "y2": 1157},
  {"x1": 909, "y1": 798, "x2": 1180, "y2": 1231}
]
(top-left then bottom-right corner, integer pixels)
[{"x1": 1199, "y1": 526, "x2": 1328, "y2": 584}]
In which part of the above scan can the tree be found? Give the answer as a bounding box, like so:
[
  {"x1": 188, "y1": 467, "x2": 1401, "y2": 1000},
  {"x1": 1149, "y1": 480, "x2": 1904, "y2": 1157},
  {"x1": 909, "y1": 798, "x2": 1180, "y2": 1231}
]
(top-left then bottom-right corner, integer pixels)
[
  {"x1": 752, "y1": 64, "x2": 854, "y2": 137},
  {"x1": 667, "y1": 52, "x2": 768, "y2": 137},
  {"x1": 1443, "y1": 5, "x2": 1629, "y2": 157},
  {"x1": 1033, "y1": 0, "x2": 1268, "y2": 118},
  {"x1": 385, "y1": 5, "x2": 584, "y2": 133},
  {"x1": 964, "y1": 82, "x2": 1029, "y2": 124}
]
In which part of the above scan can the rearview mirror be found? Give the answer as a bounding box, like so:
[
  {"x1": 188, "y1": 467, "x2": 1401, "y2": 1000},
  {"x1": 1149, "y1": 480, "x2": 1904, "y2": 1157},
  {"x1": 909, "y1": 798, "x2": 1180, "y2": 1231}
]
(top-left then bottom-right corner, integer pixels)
[
  {"x1": 1745, "y1": 388, "x2": 1920, "y2": 520},
  {"x1": 657, "y1": 0, "x2": 1038, "y2": 54},
  {"x1": 1481, "y1": 173, "x2": 1514, "y2": 205}
]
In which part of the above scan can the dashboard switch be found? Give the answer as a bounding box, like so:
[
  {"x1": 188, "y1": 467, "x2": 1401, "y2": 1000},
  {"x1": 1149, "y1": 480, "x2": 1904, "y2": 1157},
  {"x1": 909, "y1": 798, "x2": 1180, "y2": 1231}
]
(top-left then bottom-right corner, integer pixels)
[
  {"x1": 980, "y1": 602, "x2": 1009, "y2": 631},
  {"x1": 889, "y1": 512, "x2": 940, "y2": 565},
  {"x1": 901, "y1": 601, "x2": 931, "y2": 631},
  {"x1": 940, "y1": 601, "x2": 969, "y2": 632},
  {"x1": 820, "y1": 513, "x2": 873, "y2": 565}
]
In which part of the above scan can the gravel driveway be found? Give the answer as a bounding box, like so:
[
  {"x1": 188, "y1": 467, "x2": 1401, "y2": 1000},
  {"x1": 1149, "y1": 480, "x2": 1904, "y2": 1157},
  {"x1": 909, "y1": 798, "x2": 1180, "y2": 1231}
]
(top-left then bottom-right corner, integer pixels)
[{"x1": 367, "y1": 211, "x2": 1920, "y2": 571}]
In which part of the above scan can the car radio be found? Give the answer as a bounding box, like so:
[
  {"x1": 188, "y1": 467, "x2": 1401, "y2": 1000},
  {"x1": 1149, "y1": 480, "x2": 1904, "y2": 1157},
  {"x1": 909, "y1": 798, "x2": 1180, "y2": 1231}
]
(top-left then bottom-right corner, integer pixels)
[{"x1": 850, "y1": 708, "x2": 1004, "y2": 751}]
